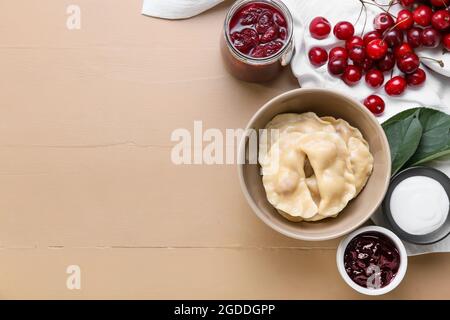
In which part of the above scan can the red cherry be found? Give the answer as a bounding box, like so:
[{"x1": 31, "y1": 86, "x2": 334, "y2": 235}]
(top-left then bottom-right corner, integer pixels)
[
  {"x1": 385, "y1": 76, "x2": 407, "y2": 96},
  {"x1": 443, "y1": 34, "x2": 450, "y2": 51},
  {"x1": 363, "y1": 31, "x2": 382, "y2": 45},
  {"x1": 374, "y1": 13, "x2": 395, "y2": 33},
  {"x1": 394, "y1": 43, "x2": 413, "y2": 59},
  {"x1": 308, "y1": 47, "x2": 328, "y2": 67},
  {"x1": 279, "y1": 28, "x2": 287, "y2": 40},
  {"x1": 400, "y1": 0, "x2": 415, "y2": 6},
  {"x1": 430, "y1": 0, "x2": 450, "y2": 8},
  {"x1": 396, "y1": 10, "x2": 414, "y2": 31},
  {"x1": 264, "y1": 41, "x2": 283, "y2": 56},
  {"x1": 421, "y1": 27, "x2": 441, "y2": 48},
  {"x1": 261, "y1": 25, "x2": 279, "y2": 43},
  {"x1": 364, "y1": 95, "x2": 385, "y2": 116},
  {"x1": 329, "y1": 46, "x2": 348, "y2": 60},
  {"x1": 407, "y1": 27, "x2": 422, "y2": 48},
  {"x1": 252, "y1": 46, "x2": 267, "y2": 58},
  {"x1": 334, "y1": 21, "x2": 355, "y2": 40},
  {"x1": 383, "y1": 29, "x2": 404, "y2": 48},
  {"x1": 252, "y1": 41, "x2": 283, "y2": 58},
  {"x1": 309, "y1": 17, "x2": 331, "y2": 39},
  {"x1": 397, "y1": 52, "x2": 420, "y2": 74},
  {"x1": 328, "y1": 57, "x2": 348, "y2": 75},
  {"x1": 256, "y1": 10, "x2": 274, "y2": 34},
  {"x1": 346, "y1": 36, "x2": 364, "y2": 51},
  {"x1": 365, "y1": 69, "x2": 385, "y2": 88},
  {"x1": 274, "y1": 12, "x2": 286, "y2": 27},
  {"x1": 239, "y1": 5, "x2": 261, "y2": 25},
  {"x1": 349, "y1": 45, "x2": 366, "y2": 63},
  {"x1": 377, "y1": 51, "x2": 396, "y2": 71},
  {"x1": 431, "y1": 10, "x2": 450, "y2": 31},
  {"x1": 366, "y1": 39, "x2": 388, "y2": 60},
  {"x1": 413, "y1": 5, "x2": 433, "y2": 27},
  {"x1": 355, "y1": 57, "x2": 374, "y2": 72},
  {"x1": 406, "y1": 68, "x2": 426, "y2": 86},
  {"x1": 231, "y1": 28, "x2": 259, "y2": 53},
  {"x1": 342, "y1": 65, "x2": 362, "y2": 86}
]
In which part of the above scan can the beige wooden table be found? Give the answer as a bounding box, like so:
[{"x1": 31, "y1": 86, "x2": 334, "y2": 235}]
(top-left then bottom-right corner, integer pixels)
[{"x1": 0, "y1": 0, "x2": 449, "y2": 299}]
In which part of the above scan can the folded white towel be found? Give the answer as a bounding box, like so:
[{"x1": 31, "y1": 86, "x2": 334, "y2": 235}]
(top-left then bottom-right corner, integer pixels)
[
  {"x1": 142, "y1": 0, "x2": 450, "y2": 255},
  {"x1": 142, "y1": 0, "x2": 224, "y2": 19}
]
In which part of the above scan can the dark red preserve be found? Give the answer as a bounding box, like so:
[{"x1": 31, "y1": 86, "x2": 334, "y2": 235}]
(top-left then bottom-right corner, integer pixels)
[
  {"x1": 229, "y1": 2, "x2": 288, "y2": 58},
  {"x1": 221, "y1": 0, "x2": 293, "y2": 82},
  {"x1": 344, "y1": 232, "x2": 400, "y2": 289}
]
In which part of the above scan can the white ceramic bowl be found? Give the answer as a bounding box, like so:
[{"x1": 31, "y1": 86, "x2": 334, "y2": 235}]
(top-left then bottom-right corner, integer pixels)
[{"x1": 336, "y1": 226, "x2": 408, "y2": 296}]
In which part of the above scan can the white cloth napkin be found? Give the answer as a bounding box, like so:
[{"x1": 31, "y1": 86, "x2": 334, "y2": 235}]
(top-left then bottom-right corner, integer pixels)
[
  {"x1": 142, "y1": 0, "x2": 450, "y2": 255},
  {"x1": 142, "y1": 0, "x2": 224, "y2": 19}
]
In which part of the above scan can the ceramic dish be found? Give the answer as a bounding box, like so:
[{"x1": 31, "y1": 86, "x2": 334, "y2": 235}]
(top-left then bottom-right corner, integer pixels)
[
  {"x1": 382, "y1": 166, "x2": 450, "y2": 245},
  {"x1": 336, "y1": 226, "x2": 408, "y2": 296},
  {"x1": 420, "y1": 47, "x2": 450, "y2": 78},
  {"x1": 237, "y1": 88, "x2": 391, "y2": 241}
]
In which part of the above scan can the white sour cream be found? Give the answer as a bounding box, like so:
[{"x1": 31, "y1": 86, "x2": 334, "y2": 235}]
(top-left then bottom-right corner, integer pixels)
[{"x1": 390, "y1": 176, "x2": 449, "y2": 235}]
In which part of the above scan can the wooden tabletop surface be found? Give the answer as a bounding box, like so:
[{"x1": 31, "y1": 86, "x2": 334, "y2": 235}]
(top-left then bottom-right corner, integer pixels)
[{"x1": 0, "y1": 0, "x2": 449, "y2": 299}]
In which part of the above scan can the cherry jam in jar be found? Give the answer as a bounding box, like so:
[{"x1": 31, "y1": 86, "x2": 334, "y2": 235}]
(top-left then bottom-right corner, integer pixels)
[
  {"x1": 221, "y1": 0, "x2": 294, "y2": 82},
  {"x1": 344, "y1": 232, "x2": 401, "y2": 289}
]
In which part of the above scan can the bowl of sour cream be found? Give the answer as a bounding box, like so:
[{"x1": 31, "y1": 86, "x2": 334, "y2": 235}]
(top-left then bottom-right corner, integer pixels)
[{"x1": 382, "y1": 166, "x2": 450, "y2": 245}]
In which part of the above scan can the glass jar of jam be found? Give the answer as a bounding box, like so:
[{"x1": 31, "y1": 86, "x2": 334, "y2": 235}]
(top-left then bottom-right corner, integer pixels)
[{"x1": 221, "y1": 0, "x2": 294, "y2": 82}]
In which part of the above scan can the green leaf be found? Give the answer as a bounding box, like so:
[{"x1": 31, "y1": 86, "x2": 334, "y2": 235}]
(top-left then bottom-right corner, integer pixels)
[
  {"x1": 407, "y1": 108, "x2": 450, "y2": 166},
  {"x1": 382, "y1": 109, "x2": 423, "y2": 176},
  {"x1": 382, "y1": 108, "x2": 419, "y2": 127}
]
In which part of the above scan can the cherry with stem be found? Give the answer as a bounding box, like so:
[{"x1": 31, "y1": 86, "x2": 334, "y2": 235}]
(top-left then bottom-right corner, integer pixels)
[{"x1": 419, "y1": 56, "x2": 445, "y2": 68}]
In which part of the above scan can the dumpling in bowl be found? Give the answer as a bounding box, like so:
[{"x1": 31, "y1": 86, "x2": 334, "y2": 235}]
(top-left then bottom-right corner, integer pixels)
[
  {"x1": 259, "y1": 112, "x2": 335, "y2": 163},
  {"x1": 262, "y1": 131, "x2": 357, "y2": 221},
  {"x1": 276, "y1": 177, "x2": 324, "y2": 222},
  {"x1": 259, "y1": 112, "x2": 374, "y2": 223},
  {"x1": 297, "y1": 132, "x2": 356, "y2": 217},
  {"x1": 321, "y1": 117, "x2": 374, "y2": 194},
  {"x1": 261, "y1": 132, "x2": 318, "y2": 221}
]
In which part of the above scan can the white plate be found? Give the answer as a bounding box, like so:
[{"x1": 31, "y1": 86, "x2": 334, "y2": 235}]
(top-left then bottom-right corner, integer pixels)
[{"x1": 420, "y1": 45, "x2": 450, "y2": 78}]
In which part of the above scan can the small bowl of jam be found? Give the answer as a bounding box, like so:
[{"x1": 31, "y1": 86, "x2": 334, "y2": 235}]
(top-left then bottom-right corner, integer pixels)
[
  {"x1": 221, "y1": 0, "x2": 294, "y2": 82},
  {"x1": 336, "y1": 226, "x2": 408, "y2": 295}
]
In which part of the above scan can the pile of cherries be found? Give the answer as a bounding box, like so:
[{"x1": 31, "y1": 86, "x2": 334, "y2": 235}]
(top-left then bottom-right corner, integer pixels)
[{"x1": 308, "y1": 0, "x2": 449, "y2": 116}]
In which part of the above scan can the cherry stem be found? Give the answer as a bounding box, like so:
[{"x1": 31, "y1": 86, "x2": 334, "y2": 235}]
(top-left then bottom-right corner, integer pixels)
[
  {"x1": 360, "y1": 0, "x2": 396, "y2": 18},
  {"x1": 361, "y1": 4, "x2": 368, "y2": 36},
  {"x1": 372, "y1": 0, "x2": 399, "y2": 7},
  {"x1": 419, "y1": 56, "x2": 445, "y2": 68},
  {"x1": 356, "y1": 1, "x2": 369, "y2": 36},
  {"x1": 386, "y1": 0, "x2": 398, "y2": 13},
  {"x1": 355, "y1": 2, "x2": 365, "y2": 26},
  {"x1": 380, "y1": 19, "x2": 406, "y2": 43}
]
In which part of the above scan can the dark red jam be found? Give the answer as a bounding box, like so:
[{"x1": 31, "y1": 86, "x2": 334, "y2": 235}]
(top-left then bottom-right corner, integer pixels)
[
  {"x1": 344, "y1": 232, "x2": 400, "y2": 289},
  {"x1": 229, "y1": 2, "x2": 288, "y2": 58}
]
